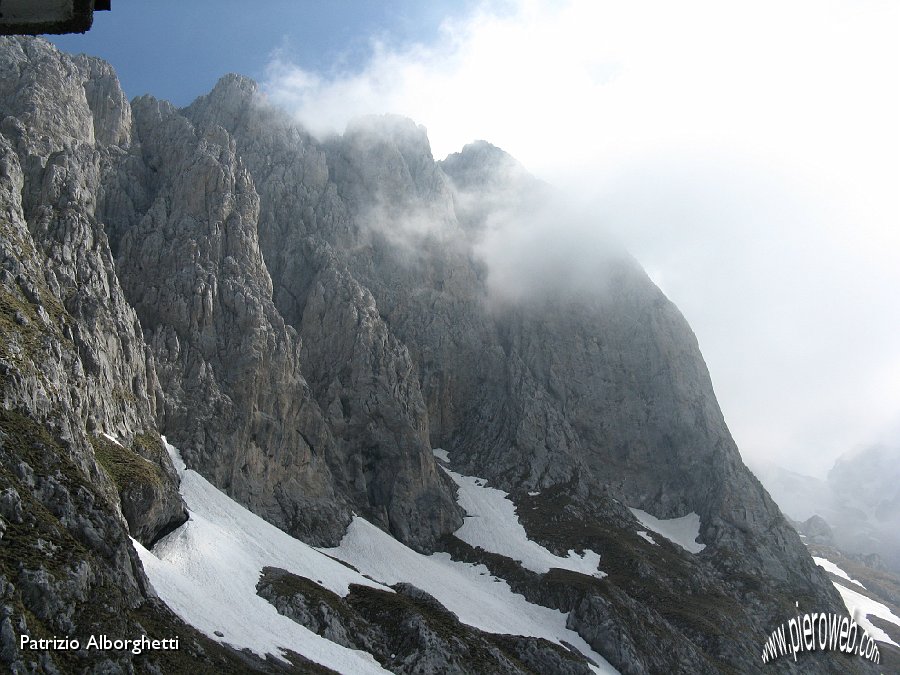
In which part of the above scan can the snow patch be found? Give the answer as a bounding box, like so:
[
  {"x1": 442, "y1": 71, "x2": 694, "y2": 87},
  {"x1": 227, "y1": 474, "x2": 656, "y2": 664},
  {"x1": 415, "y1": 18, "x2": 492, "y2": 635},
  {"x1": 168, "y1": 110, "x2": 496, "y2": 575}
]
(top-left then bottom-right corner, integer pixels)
[
  {"x1": 636, "y1": 530, "x2": 657, "y2": 545},
  {"x1": 833, "y1": 582, "x2": 900, "y2": 647},
  {"x1": 138, "y1": 439, "x2": 618, "y2": 672},
  {"x1": 628, "y1": 508, "x2": 705, "y2": 553},
  {"x1": 324, "y1": 516, "x2": 619, "y2": 674},
  {"x1": 101, "y1": 432, "x2": 124, "y2": 447},
  {"x1": 135, "y1": 440, "x2": 390, "y2": 673},
  {"x1": 443, "y1": 466, "x2": 605, "y2": 577},
  {"x1": 813, "y1": 556, "x2": 865, "y2": 589},
  {"x1": 432, "y1": 448, "x2": 451, "y2": 463},
  {"x1": 527, "y1": 491, "x2": 541, "y2": 497},
  {"x1": 162, "y1": 436, "x2": 186, "y2": 474}
]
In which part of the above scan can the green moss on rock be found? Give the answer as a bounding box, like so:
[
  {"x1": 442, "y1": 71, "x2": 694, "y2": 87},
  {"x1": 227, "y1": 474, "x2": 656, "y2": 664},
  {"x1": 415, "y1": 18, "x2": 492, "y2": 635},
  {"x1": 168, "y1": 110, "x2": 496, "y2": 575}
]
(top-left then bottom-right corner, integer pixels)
[{"x1": 90, "y1": 433, "x2": 164, "y2": 493}]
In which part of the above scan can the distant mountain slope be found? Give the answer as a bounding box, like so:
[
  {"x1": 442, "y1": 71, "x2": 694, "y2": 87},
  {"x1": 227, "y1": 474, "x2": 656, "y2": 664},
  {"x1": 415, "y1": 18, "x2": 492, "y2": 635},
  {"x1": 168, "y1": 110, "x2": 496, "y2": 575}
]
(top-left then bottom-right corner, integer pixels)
[
  {"x1": 752, "y1": 443, "x2": 900, "y2": 574},
  {"x1": 747, "y1": 462, "x2": 834, "y2": 522},
  {"x1": 0, "y1": 36, "x2": 876, "y2": 673},
  {"x1": 807, "y1": 544, "x2": 900, "y2": 672}
]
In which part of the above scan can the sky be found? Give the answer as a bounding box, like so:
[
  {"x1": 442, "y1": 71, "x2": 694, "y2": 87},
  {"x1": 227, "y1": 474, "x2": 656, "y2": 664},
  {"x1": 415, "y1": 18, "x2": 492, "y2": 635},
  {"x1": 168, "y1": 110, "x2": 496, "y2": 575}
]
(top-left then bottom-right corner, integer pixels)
[
  {"x1": 50, "y1": 1, "x2": 480, "y2": 106},
  {"x1": 50, "y1": 0, "x2": 900, "y2": 478}
]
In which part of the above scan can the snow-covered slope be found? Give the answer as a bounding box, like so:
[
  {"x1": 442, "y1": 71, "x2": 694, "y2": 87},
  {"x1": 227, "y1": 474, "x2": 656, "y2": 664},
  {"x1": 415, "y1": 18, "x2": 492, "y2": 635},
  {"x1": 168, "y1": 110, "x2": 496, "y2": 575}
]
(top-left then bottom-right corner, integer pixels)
[
  {"x1": 324, "y1": 517, "x2": 617, "y2": 673},
  {"x1": 813, "y1": 556, "x2": 865, "y2": 589},
  {"x1": 136, "y1": 440, "x2": 619, "y2": 674},
  {"x1": 134, "y1": 440, "x2": 390, "y2": 673},
  {"x1": 812, "y1": 553, "x2": 900, "y2": 649},
  {"x1": 833, "y1": 582, "x2": 900, "y2": 648},
  {"x1": 628, "y1": 508, "x2": 705, "y2": 553},
  {"x1": 435, "y1": 449, "x2": 605, "y2": 577}
]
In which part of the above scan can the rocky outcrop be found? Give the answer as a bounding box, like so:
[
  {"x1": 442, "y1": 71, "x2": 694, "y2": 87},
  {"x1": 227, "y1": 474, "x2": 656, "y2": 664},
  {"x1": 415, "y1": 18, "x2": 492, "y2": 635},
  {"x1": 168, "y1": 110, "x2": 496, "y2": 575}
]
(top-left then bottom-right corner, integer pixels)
[
  {"x1": 185, "y1": 80, "x2": 464, "y2": 549},
  {"x1": 257, "y1": 567, "x2": 593, "y2": 675},
  {"x1": 108, "y1": 94, "x2": 352, "y2": 546},
  {"x1": 799, "y1": 514, "x2": 836, "y2": 546},
  {"x1": 296, "y1": 257, "x2": 461, "y2": 544},
  {"x1": 0, "y1": 38, "x2": 259, "y2": 673},
  {"x1": 0, "y1": 37, "x2": 350, "y2": 674},
  {"x1": 0, "y1": 38, "x2": 184, "y2": 545}
]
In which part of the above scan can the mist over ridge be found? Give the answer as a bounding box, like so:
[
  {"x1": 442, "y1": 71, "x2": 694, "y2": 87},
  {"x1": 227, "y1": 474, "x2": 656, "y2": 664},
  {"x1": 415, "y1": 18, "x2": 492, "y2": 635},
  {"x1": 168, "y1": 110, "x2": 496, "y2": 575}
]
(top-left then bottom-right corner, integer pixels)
[{"x1": 259, "y1": 0, "x2": 900, "y2": 479}]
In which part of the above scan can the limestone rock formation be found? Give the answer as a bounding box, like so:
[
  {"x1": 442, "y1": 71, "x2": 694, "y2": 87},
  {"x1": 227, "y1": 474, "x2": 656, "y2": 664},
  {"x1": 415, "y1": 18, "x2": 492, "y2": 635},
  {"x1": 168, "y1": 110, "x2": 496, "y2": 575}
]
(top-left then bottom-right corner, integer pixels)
[
  {"x1": 0, "y1": 38, "x2": 251, "y2": 674},
  {"x1": 186, "y1": 80, "x2": 465, "y2": 549}
]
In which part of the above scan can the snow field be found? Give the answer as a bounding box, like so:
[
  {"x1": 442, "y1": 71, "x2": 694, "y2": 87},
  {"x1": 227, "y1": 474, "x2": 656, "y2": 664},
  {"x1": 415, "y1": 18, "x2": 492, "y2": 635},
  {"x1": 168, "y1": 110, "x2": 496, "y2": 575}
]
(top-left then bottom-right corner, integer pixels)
[
  {"x1": 811, "y1": 556, "x2": 900, "y2": 648},
  {"x1": 628, "y1": 508, "x2": 705, "y2": 553},
  {"x1": 832, "y1": 581, "x2": 900, "y2": 648},
  {"x1": 433, "y1": 449, "x2": 605, "y2": 577},
  {"x1": 812, "y1": 556, "x2": 865, "y2": 589},
  {"x1": 135, "y1": 439, "x2": 619, "y2": 673},
  {"x1": 325, "y1": 516, "x2": 619, "y2": 673},
  {"x1": 134, "y1": 439, "x2": 390, "y2": 674}
]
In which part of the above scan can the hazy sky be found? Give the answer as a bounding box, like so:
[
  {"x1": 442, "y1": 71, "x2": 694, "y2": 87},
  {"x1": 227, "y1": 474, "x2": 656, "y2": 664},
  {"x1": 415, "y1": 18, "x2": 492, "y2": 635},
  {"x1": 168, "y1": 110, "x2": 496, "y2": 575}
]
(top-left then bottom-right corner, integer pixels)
[{"x1": 52, "y1": 1, "x2": 899, "y2": 477}]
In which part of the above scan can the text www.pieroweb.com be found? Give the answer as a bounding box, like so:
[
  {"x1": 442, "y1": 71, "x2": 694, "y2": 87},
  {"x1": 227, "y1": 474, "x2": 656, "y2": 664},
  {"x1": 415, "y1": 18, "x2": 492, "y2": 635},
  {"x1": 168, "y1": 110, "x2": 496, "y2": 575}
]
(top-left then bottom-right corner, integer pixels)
[{"x1": 761, "y1": 611, "x2": 880, "y2": 664}]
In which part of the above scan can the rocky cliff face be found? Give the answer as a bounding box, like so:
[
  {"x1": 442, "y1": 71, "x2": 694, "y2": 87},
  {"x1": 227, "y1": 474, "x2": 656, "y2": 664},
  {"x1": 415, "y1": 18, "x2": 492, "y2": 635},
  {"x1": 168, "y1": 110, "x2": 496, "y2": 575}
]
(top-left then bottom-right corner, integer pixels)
[
  {"x1": 0, "y1": 36, "x2": 876, "y2": 673},
  {"x1": 0, "y1": 38, "x2": 266, "y2": 674}
]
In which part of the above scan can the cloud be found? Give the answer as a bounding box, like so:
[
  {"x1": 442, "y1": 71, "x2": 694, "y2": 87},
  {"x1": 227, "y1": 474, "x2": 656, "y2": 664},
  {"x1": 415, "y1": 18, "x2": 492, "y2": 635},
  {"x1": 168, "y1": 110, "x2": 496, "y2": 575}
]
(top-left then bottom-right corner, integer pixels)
[
  {"x1": 473, "y1": 194, "x2": 625, "y2": 305},
  {"x1": 263, "y1": 0, "x2": 900, "y2": 477}
]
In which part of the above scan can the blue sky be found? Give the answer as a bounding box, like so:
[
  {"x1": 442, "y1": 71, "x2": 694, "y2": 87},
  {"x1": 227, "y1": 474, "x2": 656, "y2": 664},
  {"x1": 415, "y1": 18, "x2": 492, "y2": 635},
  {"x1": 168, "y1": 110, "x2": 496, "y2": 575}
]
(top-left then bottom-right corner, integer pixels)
[
  {"x1": 48, "y1": 1, "x2": 900, "y2": 476},
  {"x1": 50, "y1": 1, "x2": 478, "y2": 106}
]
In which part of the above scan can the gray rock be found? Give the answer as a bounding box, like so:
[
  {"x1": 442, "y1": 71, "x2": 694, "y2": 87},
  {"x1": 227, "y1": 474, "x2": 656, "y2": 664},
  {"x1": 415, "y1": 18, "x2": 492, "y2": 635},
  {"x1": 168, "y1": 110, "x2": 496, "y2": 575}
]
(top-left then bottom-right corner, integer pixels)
[
  {"x1": 257, "y1": 567, "x2": 592, "y2": 674},
  {"x1": 114, "y1": 93, "x2": 352, "y2": 545},
  {"x1": 185, "y1": 78, "x2": 464, "y2": 550},
  {"x1": 0, "y1": 488, "x2": 23, "y2": 524},
  {"x1": 799, "y1": 514, "x2": 835, "y2": 546}
]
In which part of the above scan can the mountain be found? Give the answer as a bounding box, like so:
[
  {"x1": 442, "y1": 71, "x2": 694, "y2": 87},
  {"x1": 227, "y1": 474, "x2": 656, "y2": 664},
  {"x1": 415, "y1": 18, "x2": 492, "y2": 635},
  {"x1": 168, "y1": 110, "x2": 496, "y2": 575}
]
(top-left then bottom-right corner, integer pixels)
[
  {"x1": 806, "y1": 546, "x2": 900, "y2": 668},
  {"x1": 0, "y1": 36, "x2": 881, "y2": 673},
  {"x1": 747, "y1": 462, "x2": 835, "y2": 523},
  {"x1": 752, "y1": 443, "x2": 900, "y2": 574},
  {"x1": 751, "y1": 449, "x2": 900, "y2": 671}
]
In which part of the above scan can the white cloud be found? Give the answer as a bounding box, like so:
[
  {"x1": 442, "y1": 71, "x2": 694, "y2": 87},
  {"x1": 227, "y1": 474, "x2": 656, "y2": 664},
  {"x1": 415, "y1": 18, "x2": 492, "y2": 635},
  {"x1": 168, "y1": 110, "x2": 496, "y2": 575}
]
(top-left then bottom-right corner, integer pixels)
[{"x1": 263, "y1": 0, "x2": 900, "y2": 477}]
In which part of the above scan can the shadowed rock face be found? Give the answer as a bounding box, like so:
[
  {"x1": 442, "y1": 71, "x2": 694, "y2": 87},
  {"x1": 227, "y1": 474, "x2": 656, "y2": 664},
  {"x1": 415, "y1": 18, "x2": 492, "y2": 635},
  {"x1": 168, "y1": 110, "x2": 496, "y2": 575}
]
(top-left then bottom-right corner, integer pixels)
[
  {"x1": 183, "y1": 84, "x2": 466, "y2": 548},
  {"x1": 0, "y1": 36, "x2": 877, "y2": 674},
  {"x1": 112, "y1": 94, "x2": 353, "y2": 546}
]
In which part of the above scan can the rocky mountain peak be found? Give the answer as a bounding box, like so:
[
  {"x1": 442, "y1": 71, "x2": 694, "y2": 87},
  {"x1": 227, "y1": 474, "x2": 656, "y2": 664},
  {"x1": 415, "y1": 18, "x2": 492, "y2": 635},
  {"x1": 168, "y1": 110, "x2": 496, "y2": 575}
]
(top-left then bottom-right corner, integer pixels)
[
  {"x1": 440, "y1": 139, "x2": 527, "y2": 189},
  {"x1": 335, "y1": 114, "x2": 446, "y2": 206},
  {"x1": 0, "y1": 37, "x2": 99, "y2": 150},
  {"x1": 184, "y1": 72, "x2": 261, "y2": 132},
  {"x1": 214, "y1": 71, "x2": 260, "y2": 97},
  {"x1": 344, "y1": 113, "x2": 433, "y2": 160}
]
